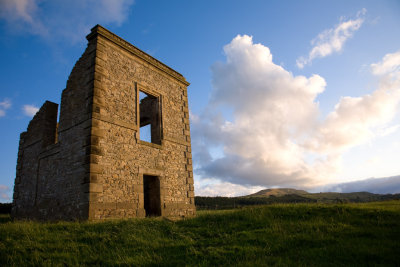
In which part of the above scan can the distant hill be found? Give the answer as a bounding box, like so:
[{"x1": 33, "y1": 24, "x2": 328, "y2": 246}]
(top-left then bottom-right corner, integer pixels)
[
  {"x1": 245, "y1": 189, "x2": 396, "y2": 203},
  {"x1": 247, "y1": 188, "x2": 309, "y2": 197},
  {"x1": 195, "y1": 188, "x2": 400, "y2": 210}
]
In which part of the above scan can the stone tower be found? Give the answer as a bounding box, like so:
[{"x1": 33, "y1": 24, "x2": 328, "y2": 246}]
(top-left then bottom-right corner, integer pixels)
[{"x1": 12, "y1": 25, "x2": 195, "y2": 220}]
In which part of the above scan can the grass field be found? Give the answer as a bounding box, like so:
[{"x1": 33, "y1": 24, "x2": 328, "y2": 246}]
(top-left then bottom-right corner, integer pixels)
[{"x1": 1, "y1": 201, "x2": 399, "y2": 266}]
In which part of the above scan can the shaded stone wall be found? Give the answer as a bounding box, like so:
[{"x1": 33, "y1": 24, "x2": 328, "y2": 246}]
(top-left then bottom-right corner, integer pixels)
[
  {"x1": 52, "y1": 38, "x2": 98, "y2": 220},
  {"x1": 12, "y1": 101, "x2": 58, "y2": 219},
  {"x1": 12, "y1": 38, "x2": 98, "y2": 220},
  {"x1": 12, "y1": 25, "x2": 195, "y2": 221}
]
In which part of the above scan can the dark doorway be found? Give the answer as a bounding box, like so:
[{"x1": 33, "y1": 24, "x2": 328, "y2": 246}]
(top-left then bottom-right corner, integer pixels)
[{"x1": 143, "y1": 175, "x2": 161, "y2": 217}]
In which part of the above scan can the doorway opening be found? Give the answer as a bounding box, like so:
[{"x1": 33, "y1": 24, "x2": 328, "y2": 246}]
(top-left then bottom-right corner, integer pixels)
[{"x1": 143, "y1": 175, "x2": 161, "y2": 217}]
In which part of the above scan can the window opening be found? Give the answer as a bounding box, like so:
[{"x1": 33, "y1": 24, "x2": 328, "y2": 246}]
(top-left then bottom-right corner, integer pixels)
[
  {"x1": 143, "y1": 175, "x2": 161, "y2": 217},
  {"x1": 139, "y1": 90, "x2": 161, "y2": 144}
]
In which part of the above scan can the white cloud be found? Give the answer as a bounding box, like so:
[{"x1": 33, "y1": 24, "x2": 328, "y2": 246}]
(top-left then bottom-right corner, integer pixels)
[
  {"x1": 371, "y1": 50, "x2": 400, "y2": 76},
  {"x1": 0, "y1": 0, "x2": 47, "y2": 36},
  {"x1": 0, "y1": 185, "x2": 11, "y2": 202},
  {"x1": 195, "y1": 177, "x2": 264, "y2": 197},
  {"x1": 365, "y1": 156, "x2": 381, "y2": 166},
  {"x1": 192, "y1": 35, "x2": 400, "y2": 192},
  {"x1": 0, "y1": 0, "x2": 34, "y2": 23},
  {"x1": 297, "y1": 8, "x2": 366, "y2": 69},
  {"x1": 93, "y1": 0, "x2": 133, "y2": 25},
  {"x1": 378, "y1": 124, "x2": 400, "y2": 137},
  {"x1": 306, "y1": 84, "x2": 400, "y2": 153},
  {"x1": 0, "y1": 0, "x2": 135, "y2": 43},
  {"x1": 0, "y1": 99, "x2": 12, "y2": 117},
  {"x1": 23, "y1": 104, "x2": 39, "y2": 116}
]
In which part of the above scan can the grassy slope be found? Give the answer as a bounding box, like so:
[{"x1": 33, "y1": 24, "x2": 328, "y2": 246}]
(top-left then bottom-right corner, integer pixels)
[{"x1": 1, "y1": 201, "x2": 399, "y2": 266}]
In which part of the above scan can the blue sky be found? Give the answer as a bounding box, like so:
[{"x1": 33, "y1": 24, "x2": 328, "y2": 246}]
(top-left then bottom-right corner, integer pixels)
[{"x1": 1, "y1": 0, "x2": 400, "y2": 201}]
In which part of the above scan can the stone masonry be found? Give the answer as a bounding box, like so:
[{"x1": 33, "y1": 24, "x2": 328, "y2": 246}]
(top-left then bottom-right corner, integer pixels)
[{"x1": 11, "y1": 25, "x2": 195, "y2": 221}]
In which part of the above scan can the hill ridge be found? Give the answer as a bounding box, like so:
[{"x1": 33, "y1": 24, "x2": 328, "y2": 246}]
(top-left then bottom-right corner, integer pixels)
[{"x1": 246, "y1": 188, "x2": 309, "y2": 197}]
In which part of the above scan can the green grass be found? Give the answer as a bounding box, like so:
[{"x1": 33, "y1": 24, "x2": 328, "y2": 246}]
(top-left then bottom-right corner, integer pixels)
[{"x1": 1, "y1": 201, "x2": 400, "y2": 266}]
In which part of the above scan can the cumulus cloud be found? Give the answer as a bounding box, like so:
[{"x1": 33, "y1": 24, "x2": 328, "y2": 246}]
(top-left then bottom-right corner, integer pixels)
[
  {"x1": 323, "y1": 175, "x2": 400, "y2": 194},
  {"x1": 23, "y1": 104, "x2": 39, "y2": 116},
  {"x1": 297, "y1": 8, "x2": 366, "y2": 68},
  {"x1": 192, "y1": 35, "x2": 400, "y2": 192},
  {"x1": 306, "y1": 82, "x2": 400, "y2": 153},
  {"x1": 195, "y1": 178, "x2": 264, "y2": 197},
  {"x1": 0, "y1": 0, "x2": 135, "y2": 43},
  {"x1": 0, "y1": 185, "x2": 11, "y2": 202},
  {"x1": 0, "y1": 98, "x2": 12, "y2": 117}
]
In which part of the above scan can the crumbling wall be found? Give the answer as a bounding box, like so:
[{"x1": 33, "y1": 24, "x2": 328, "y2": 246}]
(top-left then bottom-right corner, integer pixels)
[
  {"x1": 12, "y1": 101, "x2": 58, "y2": 219},
  {"x1": 12, "y1": 38, "x2": 98, "y2": 220}
]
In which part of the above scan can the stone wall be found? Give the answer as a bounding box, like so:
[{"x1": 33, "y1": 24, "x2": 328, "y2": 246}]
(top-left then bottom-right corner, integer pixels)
[
  {"x1": 12, "y1": 25, "x2": 195, "y2": 221},
  {"x1": 86, "y1": 26, "x2": 195, "y2": 219},
  {"x1": 12, "y1": 101, "x2": 58, "y2": 219},
  {"x1": 12, "y1": 37, "x2": 98, "y2": 220}
]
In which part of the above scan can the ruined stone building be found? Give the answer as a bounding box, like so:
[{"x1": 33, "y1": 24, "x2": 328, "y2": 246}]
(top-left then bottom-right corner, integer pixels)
[{"x1": 12, "y1": 25, "x2": 195, "y2": 220}]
